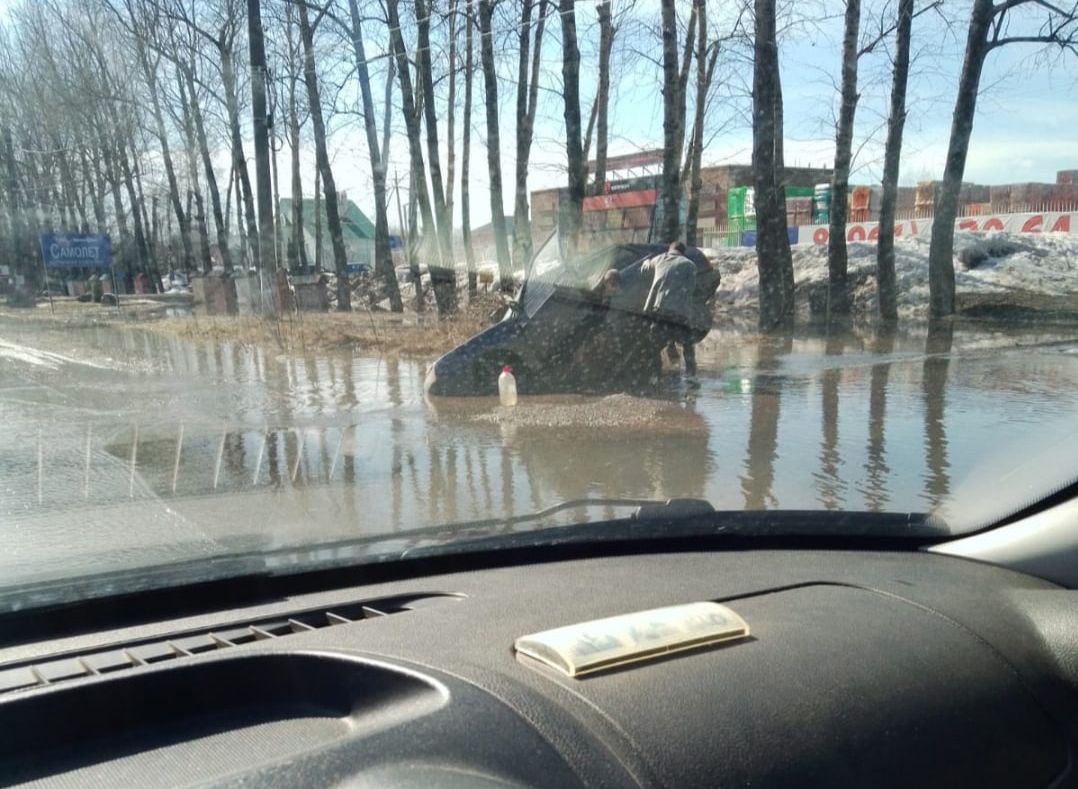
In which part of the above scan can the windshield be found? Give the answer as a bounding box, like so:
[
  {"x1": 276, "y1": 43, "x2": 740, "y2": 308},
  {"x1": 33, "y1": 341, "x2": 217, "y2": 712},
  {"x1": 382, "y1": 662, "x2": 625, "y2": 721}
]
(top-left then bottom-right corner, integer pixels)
[{"x1": 1, "y1": 0, "x2": 1077, "y2": 610}]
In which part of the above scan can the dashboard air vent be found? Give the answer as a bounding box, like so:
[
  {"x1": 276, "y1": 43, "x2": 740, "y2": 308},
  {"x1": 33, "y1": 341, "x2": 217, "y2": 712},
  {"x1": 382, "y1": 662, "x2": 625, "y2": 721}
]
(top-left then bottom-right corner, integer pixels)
[{"x1": 0, "y1": 593, "x2": 460, "y2": 695}]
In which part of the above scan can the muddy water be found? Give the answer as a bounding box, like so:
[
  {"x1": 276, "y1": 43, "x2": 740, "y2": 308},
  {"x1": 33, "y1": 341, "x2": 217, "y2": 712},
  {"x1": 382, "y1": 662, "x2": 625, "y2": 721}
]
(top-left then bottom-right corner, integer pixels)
[{"x1": 2, "y1": 317, "x2": 1078, "y2": 587}]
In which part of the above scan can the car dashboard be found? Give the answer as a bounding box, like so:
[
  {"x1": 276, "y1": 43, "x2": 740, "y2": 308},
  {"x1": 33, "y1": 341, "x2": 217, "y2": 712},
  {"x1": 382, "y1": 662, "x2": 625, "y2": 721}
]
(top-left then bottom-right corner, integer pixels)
[{"x1": 1, "y1": 546, "x2": 1077, "y2": 788}]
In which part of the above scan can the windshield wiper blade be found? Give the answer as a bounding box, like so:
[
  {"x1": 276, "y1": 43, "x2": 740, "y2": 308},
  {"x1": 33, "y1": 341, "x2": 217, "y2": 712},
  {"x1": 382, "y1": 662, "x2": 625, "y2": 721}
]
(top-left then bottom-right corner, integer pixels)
[{"x1": 398, "y1": 497, "x2": 949, "y2": 559}]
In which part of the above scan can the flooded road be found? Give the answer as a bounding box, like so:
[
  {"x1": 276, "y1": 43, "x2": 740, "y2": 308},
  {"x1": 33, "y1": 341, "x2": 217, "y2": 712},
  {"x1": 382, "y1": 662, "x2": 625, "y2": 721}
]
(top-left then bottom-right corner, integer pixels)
[{"x1": 2, "y1": 317, "x2": 1078, "y2": 587}]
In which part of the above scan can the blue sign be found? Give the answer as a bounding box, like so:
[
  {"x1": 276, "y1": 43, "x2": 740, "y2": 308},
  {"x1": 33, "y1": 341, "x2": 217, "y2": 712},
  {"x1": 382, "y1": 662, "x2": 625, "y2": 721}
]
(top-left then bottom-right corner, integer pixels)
[
  {"x1": 40, "y1": 233, "x2": 112, "y2": 268},
  {"x1": 739, "y1": 227, "x2": 798, "y2": 247},
  {"x1": 388, "y1": 235, "x2": 403, "y2": 250}
]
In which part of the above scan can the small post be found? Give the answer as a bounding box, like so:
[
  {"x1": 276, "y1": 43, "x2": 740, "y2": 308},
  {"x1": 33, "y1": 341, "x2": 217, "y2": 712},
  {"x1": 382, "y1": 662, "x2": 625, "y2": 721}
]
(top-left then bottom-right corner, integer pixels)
[
  {"x1": 37, "y1": 429, "x2": 43, "y2": 505},
  {"x1": 128, "y1": 424, "x2": 139, "y2": 498},
  {"x1": 83, "y1": 425, "x2": 92, "y2": 500},
  {"x1": 213, "y1": 426, "x2": 227, "y2": 489},
  {"x1": 171, "y1": 423, "x2": 184, "y2": 494},
  {"x1": 252, "y1": 427, "x2": 267, "y2": 486},
  {"x1": 290, "y1": 428, "x2": 306, "y2": 483},
  {"x1": 328, "y1": 427, "x2": 344, "y2": 481}
]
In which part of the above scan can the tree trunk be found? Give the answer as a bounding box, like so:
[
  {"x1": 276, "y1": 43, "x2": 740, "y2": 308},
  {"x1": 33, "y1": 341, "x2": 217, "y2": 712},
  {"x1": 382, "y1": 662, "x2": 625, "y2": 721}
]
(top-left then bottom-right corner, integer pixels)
[
  {"x1": 271, "y1": 125, "x2": 283, "y2": 272},
  {"x1": 827, "y1": 0, "x2": 861, "y2": 317},
  {"x1": 314, "y1": 167, "x2": 323, "y2": 270},
  {"x1": 928, "y1": 0, "x2": 992, "y2": 318},
  {"x1": 446, "y1": 0, "x2": 459, "y2": 229},
  {"x1": 184, "y1": 65, "x2": 232, "y2": 273},
  {"x1": 100, "y1": 137, "x2": 134, "y2": 284},
  {"x1": 225, "y1": 162, "x2": 233, "y2": 234},
  {"x1": 56, "y1": 148, "x2": 87, "y2": 232},
  {"x1": 592, "y1": 0, "x2": 614, "y2": 188},
  {"x1": 413, "y1": 0, "x2": 458, "y2": 312},
  {"x1": 513, "y1": 0, "x2": 547, "y2": 267},
  {"x1": 248, "y1": 0, "x2": 277, "y2": 283},
  {"x1": 81, "y1": 146, "x2": 107, "y2": 232},
  {"x1": 477, "y1": 0, "x2": 513, "y2": 289},
  {"x1": 387, "y1": 0, "x2": 445, "y2": 306},
  {"x1": 382, "y1": 54, "x2": 395, "y2": 180},
  {"x1": 659, "y1": 0, "x2": 681, "y2": 241},
  {"x1": 129, "y1": 147, "x2": 162, "y2": 290},
  {"x1": 117, "y1": 142, "x2": 152, "y2": 285},
  {"x1": 876, "y1": 0, "x2": 912, "y2": 322},
  {"x1": 2, "y1": 126, "x2": 30, "y2": 283},
  {"x1": 221, "y1": 49, "x2": 262, "y2": 271},
  {"x1": 346, "y1": 0, "x2": 403, "y2": 311},
  {"x1": 176, "y1": 69, "x2": 213, "y2": 272},
  {"x1": 288, "y1": 74, "x2": 308, "y2": 271},
  {"x1": 560, "y1": 0, "x2": 585, "y2": 254},
  {"x1": 461, "y1": 6, "x2": 478, "y2": 299},
  {"x1": 752, "y1": 0, "x2": 795, "y2": 329},
  {"x1": 283, "y1": 5, "x2": 308, "y2": 272},
  {"x1": 135, "y1": 43, "x2": 192, "y2": 273},
  {"x1": 684, "y1": 0, "x2": 715, "y2": 246},
  {"x1": 295, "y1": 0, "x2": 350, "y2": 310}
]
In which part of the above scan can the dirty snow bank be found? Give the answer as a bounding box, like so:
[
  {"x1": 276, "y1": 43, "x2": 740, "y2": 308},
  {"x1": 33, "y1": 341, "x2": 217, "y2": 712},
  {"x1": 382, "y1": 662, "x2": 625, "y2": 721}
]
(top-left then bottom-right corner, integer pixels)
[{"x1": 704, "y1": 231, "x2": 1078, "y2": 315}]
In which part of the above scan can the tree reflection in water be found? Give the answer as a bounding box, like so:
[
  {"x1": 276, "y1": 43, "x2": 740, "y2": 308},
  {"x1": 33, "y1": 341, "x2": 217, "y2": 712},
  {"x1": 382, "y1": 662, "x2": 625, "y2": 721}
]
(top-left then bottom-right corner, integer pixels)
[
  {"x1": 863, "y1": 324, "x2": 897, "y2": 512},
  {"x1": 923, "y1": 321, "x2": 954, "y2": 509},
  {"x1": 741, "y1": 332, "x2": 792, "y2": 510},
  {"x1": 815, "y1": 328, "x2": 847, "y2": 510}
]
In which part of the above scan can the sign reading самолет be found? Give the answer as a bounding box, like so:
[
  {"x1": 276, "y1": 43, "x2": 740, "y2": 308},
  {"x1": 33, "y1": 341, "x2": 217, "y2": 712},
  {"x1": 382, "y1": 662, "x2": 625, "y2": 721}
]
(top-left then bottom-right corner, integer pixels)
[{"x1": 39, "y1": 233, "x2": 112, "y2": 268}]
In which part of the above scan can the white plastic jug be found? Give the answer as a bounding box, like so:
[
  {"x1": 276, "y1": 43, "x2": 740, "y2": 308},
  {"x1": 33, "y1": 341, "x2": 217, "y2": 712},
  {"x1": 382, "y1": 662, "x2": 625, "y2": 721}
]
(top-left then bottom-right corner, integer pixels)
[{"x1": 498, "y1": 366, "x2": 518, "y2": 407}]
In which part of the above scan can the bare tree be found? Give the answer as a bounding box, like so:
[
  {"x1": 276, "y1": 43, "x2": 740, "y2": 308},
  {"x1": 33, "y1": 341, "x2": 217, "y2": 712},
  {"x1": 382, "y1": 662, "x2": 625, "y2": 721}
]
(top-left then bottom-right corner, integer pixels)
[
  {"x1": 477, "y1": 0, "x2": 513, "y2": 289},
  {"x1": 683, "y1": 0, "x2": 720, "y2": 245},
  {"x1": 282, "y1": 1, "x2": 308, "y2": 271},
  {"x1": 826, "y1": 0, "x2": 861, "y2": 318},
  {"x1": 753, "y1": 0, "x2": 795, "y2": 328},
  {"x1": 295, "y1": 0, "x2": 350, "y2": 310},
  {"x1": 414, "y1": 0, "x2": 458, "y2": 312},
  {"x1": 513, "y1": 0, "x2": 548, "y2": 267},
  {"x1": 248, "y1": 0, "x2": 277, "y2": 282},
  {"x1": 387, "y1": 0, "x2": 454, "y2": 311},
  {"x1": 876, "y1": 0, "x2": 914, "y2": 321},
  {"x1": 561, "y1": 0, "x2": 586, "y2": 253},
  {"x1": 345, "y1": 0, "x2": 403, "y2": 310},
  {"x1": 592, "y1": 0, "x2": 615, "y2": 188},
  {"x1": 174, "y1": 67, "x2": 213, "y2": 272},
  {"x1": 928, "y1": 0, "x2": 1076, "y2": 317},
  {"x1": 659, "y1": 0, "x2": 697, "y2": 242},
  {"x1": 461, "y1": 1, "x2": 479, "y2": 298},
  {"x1": 115, "y1": 0, "x2": 194, "y2": 273}
]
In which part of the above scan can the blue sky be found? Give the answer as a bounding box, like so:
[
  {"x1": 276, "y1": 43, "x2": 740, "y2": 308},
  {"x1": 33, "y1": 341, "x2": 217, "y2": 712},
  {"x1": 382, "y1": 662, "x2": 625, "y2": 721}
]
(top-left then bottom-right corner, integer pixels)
[
  {"x1": 1, "y1": 0, "x2": 1074, "y2": 226},
  {"x1": 357, "y1": 0, "x2": 1078, "y2": 225}
]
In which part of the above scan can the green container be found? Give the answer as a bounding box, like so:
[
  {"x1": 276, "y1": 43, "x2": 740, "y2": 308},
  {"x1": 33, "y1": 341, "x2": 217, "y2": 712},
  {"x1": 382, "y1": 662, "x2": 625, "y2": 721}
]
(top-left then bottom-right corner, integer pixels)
[
  {"x1": 727, "y1": 186, "x2": 750, "y2": 219},
  {"x1": 813, "y1": 209, "x2": 830, "y2": 224}
]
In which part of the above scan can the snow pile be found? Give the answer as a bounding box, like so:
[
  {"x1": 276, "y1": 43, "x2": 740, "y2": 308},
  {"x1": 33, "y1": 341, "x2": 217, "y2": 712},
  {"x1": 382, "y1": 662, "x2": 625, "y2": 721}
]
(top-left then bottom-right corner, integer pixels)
[{"x1": 703, "y1": 231, "x2": 1078, "y2": 316}]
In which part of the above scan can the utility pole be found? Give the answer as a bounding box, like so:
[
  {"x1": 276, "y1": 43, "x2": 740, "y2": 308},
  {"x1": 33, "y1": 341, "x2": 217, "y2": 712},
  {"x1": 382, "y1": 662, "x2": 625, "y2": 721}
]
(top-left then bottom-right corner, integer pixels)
[{"x1": 247, "y1": 0, "x2": 278, "y2": 311}]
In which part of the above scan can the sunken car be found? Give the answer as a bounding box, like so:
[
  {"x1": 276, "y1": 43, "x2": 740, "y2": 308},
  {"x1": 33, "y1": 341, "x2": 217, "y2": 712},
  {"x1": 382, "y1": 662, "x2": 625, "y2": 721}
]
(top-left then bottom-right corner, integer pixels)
[{"x1": 424, "y1": 238, "x2": 720, "y2": 396}]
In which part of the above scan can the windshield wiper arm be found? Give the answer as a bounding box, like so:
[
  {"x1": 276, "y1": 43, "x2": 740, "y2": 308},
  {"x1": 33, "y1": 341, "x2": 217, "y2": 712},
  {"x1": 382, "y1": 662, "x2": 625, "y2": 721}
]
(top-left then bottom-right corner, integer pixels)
[{"x1": 0, "y1": 500, "x2": 947, "y2": 618}]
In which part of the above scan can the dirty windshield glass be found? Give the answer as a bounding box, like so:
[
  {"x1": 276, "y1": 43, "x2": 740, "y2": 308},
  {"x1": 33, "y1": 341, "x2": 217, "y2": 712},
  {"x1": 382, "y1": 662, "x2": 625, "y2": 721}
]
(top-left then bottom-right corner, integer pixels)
[{"x1": 1, "y1": 0, "x2": 1077, "y2": 607}]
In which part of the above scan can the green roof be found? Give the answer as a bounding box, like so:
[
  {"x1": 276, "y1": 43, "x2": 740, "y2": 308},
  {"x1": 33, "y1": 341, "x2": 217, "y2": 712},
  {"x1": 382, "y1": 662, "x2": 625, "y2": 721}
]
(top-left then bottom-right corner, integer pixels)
[{"x1": 279, "y1": 197, "x2": 375, "y2": 240}]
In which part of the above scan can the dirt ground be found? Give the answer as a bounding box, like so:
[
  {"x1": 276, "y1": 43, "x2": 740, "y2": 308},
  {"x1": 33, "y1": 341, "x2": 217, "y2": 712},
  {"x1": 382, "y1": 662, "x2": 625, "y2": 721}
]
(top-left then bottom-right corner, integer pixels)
[{"x1": 0, "y1": 293, "x2": 506, "y2": 357}]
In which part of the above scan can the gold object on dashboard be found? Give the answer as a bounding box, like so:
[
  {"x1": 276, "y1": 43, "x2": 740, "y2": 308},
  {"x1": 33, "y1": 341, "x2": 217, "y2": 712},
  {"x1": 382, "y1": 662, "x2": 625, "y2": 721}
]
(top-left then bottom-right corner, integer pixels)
[{"x1": 514, "y1": 601, "x2": 750, "y2": 678}]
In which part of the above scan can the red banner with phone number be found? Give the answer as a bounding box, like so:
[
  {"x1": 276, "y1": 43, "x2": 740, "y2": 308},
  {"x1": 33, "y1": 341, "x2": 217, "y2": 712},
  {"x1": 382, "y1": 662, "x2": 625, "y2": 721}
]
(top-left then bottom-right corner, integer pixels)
[{"x1": 797, "y1": 212, "x2": 1075, "y2": 246}]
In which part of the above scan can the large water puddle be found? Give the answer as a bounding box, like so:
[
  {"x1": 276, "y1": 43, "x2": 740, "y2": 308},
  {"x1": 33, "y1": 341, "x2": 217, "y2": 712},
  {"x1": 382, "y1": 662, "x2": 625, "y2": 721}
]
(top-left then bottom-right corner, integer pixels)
[{"x1": 2, "y1": 317, "x2": 1077, "y2": 585}]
